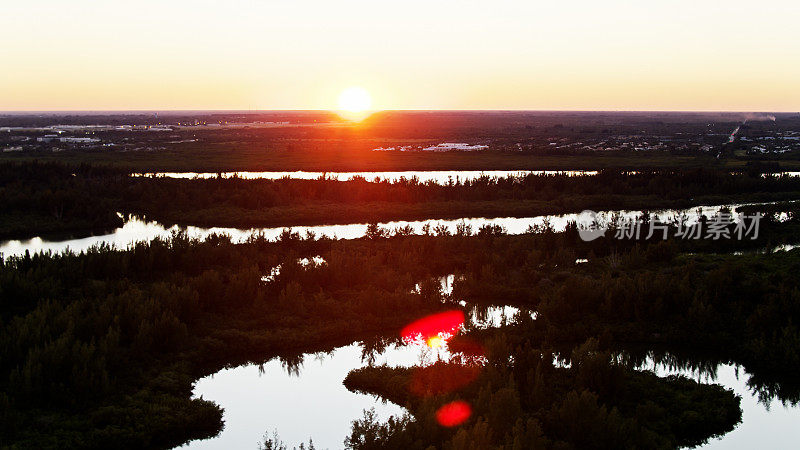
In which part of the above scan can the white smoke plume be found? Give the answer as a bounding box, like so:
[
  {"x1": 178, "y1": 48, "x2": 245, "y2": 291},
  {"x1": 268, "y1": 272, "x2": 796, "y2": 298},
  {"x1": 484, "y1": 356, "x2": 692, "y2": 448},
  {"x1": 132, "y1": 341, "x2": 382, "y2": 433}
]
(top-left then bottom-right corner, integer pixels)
[{"x1": 741, "y1": 113, "x2": 776, "y2": 122}]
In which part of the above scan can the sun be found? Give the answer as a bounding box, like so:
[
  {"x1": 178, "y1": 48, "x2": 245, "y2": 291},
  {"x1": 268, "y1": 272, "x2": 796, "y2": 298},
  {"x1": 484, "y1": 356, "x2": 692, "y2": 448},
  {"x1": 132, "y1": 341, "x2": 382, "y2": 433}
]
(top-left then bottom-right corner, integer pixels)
[
  {"x1": 426, "y1": 335, "x2": 446, "y2": 348},
  {"x1": 338, "y1": 87, "x2": 372, "y2": 113}
]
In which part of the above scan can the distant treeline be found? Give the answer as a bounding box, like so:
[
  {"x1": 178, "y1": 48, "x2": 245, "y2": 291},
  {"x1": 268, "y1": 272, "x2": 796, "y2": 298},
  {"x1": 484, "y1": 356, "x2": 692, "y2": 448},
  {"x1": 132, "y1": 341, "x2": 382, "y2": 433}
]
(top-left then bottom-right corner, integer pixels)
[
  {"x1": 3, "y1": 161, "x2": 800, "y2": 238},
  {"x1": 0, "y1": 163, "x2": 125, "y2": 238}
]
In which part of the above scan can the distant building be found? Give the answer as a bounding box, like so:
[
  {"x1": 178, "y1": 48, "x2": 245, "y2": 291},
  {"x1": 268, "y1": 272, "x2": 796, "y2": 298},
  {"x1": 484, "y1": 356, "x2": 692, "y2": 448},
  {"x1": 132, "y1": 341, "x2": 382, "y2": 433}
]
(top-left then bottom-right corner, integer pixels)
[
  {"x1": 37, "y1": 134, "x2": 61, "y2": 143},
  {"x1": 422, "y1": 143, "x2": 489, "y2": 152},
  {"x1": 37, "y1": 135, "x2": 100, "y2": 144},
  {"x1": 58, "y1": 137, "x2": 100, "y2": 143}
]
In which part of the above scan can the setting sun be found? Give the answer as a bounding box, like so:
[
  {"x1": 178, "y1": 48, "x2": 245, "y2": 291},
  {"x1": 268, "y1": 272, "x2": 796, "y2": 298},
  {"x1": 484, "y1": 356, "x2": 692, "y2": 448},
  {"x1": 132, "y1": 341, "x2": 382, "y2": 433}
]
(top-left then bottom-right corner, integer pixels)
[
  {"x1": 5, "y1": 0, "x2": 800, "y2": 446},
  {"x1": 338, "y1": 87, "x2": 371, "y2": 113},
  {"x1": 426, "y1": 336, "x2": 445, "y2": 348}
]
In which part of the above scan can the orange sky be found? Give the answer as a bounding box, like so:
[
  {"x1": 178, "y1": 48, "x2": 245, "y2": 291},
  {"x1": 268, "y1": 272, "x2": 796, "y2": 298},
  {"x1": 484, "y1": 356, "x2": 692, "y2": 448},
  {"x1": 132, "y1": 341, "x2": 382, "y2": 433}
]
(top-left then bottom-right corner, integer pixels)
[{"x1": 2, "y1": 1, "x2": 799, "y2": 111}]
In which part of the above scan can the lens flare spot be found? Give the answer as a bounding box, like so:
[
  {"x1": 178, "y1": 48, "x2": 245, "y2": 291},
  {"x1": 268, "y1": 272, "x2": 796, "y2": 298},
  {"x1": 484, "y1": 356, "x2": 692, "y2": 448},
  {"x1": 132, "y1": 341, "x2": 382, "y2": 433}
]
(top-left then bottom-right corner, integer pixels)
[
  {"x1": 401, "y1": 310, "x2": 465, "y2": 347},
  {"x1": 436, "y1": 400, "x2": 472, "y2": 427},
  {"x1": 410, "y1": 364, "x2": 481, "y2": 397},
  {"x1": 426, "y1": 336, "x2": 445, "y2": 348}
]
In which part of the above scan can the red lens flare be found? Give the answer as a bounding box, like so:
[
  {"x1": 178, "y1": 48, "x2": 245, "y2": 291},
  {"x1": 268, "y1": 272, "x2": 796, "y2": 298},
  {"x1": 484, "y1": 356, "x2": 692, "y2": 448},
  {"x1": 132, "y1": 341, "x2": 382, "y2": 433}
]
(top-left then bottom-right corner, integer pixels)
[
  {"x1": 401, "y1": 310, "x2": 465, "y2": 347},
  {"x1": 436, "y1": 400, "x2": 472, "y2": 427},
  {"x1": 409, "y1": 363, "x2": 481, "y2": 397},
  {"x1": 447, "y1": 336, "x2": 486, "y2": 359}
]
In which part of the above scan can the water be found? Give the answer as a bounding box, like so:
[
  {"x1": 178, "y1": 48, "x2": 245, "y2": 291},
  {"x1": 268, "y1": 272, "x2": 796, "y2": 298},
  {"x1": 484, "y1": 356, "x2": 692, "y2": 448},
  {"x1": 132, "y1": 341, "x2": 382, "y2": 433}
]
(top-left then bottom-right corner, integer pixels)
[
  {"x1": 644, "y1": 359, "x2": 800, "y2": 449},
  {"x1": 4, "y1": 202, "x2": 799, "y2": 448},
  {"x1": 261, "y1": 256, "x2": 327, "y2": 282},
  {"x1": 135, "y1": 170, "x2": 597, "y2": 183},
  {"x1": 136, "y1": 170, "x2": 800, "y2": 184},
  {"x1": 763, "y1": 171, "x2": 800, "y2": 178},
  {"x1": 186, "y1": 344, "x2": 410, "y2": 450},
  {"x1": 468, "y1": 304, "x2": 529, "y2": 329},
  {"x1": 185, "y1": 304, "x2": 519, "y2": 450},
  {"x1": 189, "y1": 270, "x2": 525, "y2": 449},
  {"x1": 185, "y1": 309, "x2": 800, "y2": 449},
  {"x1": 0, "y1": 203, "x2": 762, "y2": 259},
  {"x1": 415, "y1": 274, "x2": 536, "y2": 328}
]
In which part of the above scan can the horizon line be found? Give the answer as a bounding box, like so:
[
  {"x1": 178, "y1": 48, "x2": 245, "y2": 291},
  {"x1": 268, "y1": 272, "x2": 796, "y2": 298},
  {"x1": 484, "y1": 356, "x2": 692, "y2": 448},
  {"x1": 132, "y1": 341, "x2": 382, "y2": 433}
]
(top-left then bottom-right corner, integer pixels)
[{"x1": 0, "y1": 109, "x2": 798, "y2": 115}]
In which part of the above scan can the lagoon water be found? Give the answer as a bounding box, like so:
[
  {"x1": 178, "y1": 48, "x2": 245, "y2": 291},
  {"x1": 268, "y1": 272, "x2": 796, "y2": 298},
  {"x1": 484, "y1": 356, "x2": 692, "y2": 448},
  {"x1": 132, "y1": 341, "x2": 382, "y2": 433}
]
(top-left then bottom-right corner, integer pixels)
[
  {"x1": 3, "y1": 204, "x2": 799, "y2": 449},
  {"x1": 184, "y1": 343, "x2": 410, "y2": 450},
  {"x1": 647, "y1": 360, "x2": 800, "y2": 449},
  {"x1": 136, "y1": 170, "x2": 800, "y2": 185},
  {"x1": 184, "y1": 304, "x2": 527, "y2": 450},
  {"x1": 183, "y1": 306, "x2": 800, "y2": 449},
  {"x1": 0, "y1": 203, "x2": 760, "y2": 259},
  {"x1": 135, "y1": 170, "x2": 597, "y2": 183}
]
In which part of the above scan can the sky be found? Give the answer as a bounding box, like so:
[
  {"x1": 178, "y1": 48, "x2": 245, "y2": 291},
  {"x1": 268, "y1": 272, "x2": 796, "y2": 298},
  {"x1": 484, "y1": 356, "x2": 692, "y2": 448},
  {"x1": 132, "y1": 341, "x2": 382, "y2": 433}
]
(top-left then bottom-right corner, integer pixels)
[{"x1": 1, "y1": 0, "x2": 799, "y2": 111}]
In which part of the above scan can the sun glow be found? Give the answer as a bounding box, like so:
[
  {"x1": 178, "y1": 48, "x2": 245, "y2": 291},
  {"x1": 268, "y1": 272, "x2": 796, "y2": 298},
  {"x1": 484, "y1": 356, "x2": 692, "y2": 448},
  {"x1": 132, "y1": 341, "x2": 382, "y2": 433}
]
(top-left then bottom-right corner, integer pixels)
[
  {"x1": 401, "y1": 310, "x2": 465, "y2": 348},
  {"x1": 338, "y1": 87, "x2": 371, "y2": 112},
  {"x1": 426, "y1": 336, "x2": 445, "y2": 348},
  {"x1": 337, "y1": 87, "x2": 372, "y2": 121}
]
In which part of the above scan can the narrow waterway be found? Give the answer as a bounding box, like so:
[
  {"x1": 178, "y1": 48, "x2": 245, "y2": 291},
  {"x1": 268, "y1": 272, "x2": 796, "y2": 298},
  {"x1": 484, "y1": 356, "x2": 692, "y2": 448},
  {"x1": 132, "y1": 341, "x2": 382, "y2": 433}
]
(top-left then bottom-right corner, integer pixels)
[
  {"x1": 3, "y1": 203, "x2": 799, "y2": 449},
  {"x1": 645, "y1": 358, "x2": 800, "y2": 449},
  {"x1": 184, "y1": 308, "x2": 800, "y2": 449},
  {"x1": 0, "y1": 202, "x2": 771, "y2": 258},
  {"x1": 135, "y1": 170, "x2": 800, "y2": 183},
  {"x1": 183, "y1": 304, "x2": 526, "y2": 450},
  {"x1": 135, "y1": 170, "x2": 597, "y2": 183}
]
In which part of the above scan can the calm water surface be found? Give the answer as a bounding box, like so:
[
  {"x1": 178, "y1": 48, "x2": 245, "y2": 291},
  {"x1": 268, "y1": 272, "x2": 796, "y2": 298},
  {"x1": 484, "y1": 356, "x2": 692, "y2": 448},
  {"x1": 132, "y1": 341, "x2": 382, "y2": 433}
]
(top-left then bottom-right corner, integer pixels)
[
  {"x1": 645, "y1": 359, "x2": 800, "y2": 449},
  {"x1": 183, "y1": 304, "x2": 527, "y2": 450},
  {"x1": 136, "y1": 170, "x2": 597, "y2": 183},
  {"x1": 4, "y1": 204, "x2": 799, "y2": 449},
  {"x1": 185, "y1": 343, "x2": 409, "y2": 450},
  {"x1": 136, "y1": 170, "x2": 800, "y2": 184},
  {"x1": 0, "y1": 203, "x2": 762, "y2": 258},
  {"x1": 184, "y1": 309, "x2": 800, "y2": 449}
]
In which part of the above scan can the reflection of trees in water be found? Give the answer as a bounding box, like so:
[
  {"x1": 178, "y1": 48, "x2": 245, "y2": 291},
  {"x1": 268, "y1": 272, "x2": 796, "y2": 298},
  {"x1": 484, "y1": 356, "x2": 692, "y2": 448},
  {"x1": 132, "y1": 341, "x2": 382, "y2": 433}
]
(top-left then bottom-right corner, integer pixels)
[
  {"x1": 254, "y1": 347, "x2": 341, "y2": 378},
  {"x1": 359, "y1": 337, "x2": 396, "y2": 365},
  {"x1": 470, "y1": 305, "x2": 494, "y2": 327},
  {"x1": 642, "y1": 350, "x2": 800, "y2": 406},
  {"x1": 747, "y1": 373, "x2": 800, "y2": 407},
  {"x1": 258, "y1": 429, "x2": 316, "y2": 450},
  {"x1": 311, "y1": 349, "x2": 335, "y2": 364},
  {"x1": 612, "y1": 347, "x2": 800, "y2": 406},
  {"x1": 461, "y1": 303, "x2": 534, "y2": 331},
  {"x1": 622, "y1": 349, "x2": 723, "y2": 380},
  {"x1": 279, "y1": 354, "x2": 305, "y2": 377}
]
